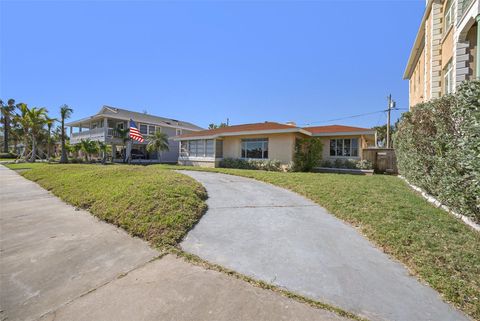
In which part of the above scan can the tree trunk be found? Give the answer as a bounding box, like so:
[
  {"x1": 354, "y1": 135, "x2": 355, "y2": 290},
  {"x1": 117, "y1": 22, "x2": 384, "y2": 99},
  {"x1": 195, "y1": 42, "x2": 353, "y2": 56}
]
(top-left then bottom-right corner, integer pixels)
[
  {"x1": 157, "y1": 150, "x2": 162, "y2": 162},
  {"x1": 29, "y1": 136, "x2": 36, "y2": 163},
  {"x1": 3, "y1": 116, "x2": 9, "y2": 153},
  {"x1": 60, "y1": 119, "x2": 68, "y2": 163}
]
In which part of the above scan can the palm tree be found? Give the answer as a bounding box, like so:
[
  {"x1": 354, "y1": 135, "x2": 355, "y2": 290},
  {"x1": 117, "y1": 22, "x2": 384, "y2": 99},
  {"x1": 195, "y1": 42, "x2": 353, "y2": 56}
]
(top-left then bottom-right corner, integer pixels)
[
  {"x1": 116, "y1": 128, "x2": 130, "y2": 162},
  {"x1": 78, "y1": 139, "x2": 98, "y2": 162},
  {"x1": 14, "y1": 103, "x2": 31, "y2": 159},
  {"x1": 45, "y1": 116, "x2": 57, "y2": 160},
  {"x1": 97, "y1": 141, "x2": 110, "y2": 164},
  {"x1": 26, "y1": 107, "x2": 49, "y2": 162},
  {"x1": 146, "y1": 131, "x2": 169, "y2": 161},
  {"x1": 1, "y1": 99, "x2": 16, "y2": 153},
  {"x1": 59, "y1": 104, "x2": 73, "y2": 163}
]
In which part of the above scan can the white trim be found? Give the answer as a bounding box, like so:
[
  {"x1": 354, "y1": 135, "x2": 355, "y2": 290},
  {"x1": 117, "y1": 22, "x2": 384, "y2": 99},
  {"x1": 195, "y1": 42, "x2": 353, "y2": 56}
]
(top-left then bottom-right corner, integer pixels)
[{"x1": 174, "y1": 128, "x2": 312, "y2": 141}]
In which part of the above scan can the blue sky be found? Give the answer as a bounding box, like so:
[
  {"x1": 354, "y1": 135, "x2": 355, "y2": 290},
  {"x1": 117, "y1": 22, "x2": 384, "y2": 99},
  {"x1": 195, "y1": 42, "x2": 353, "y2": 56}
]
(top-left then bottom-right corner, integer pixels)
[{"x1": 0, "y1": 0, "x2": 424, "y2": 129}]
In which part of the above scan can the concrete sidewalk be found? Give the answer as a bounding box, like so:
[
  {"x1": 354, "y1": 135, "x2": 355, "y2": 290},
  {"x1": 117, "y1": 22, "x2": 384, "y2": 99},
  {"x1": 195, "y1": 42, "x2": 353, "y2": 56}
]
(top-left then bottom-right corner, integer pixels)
[
  {"x1": 180, "y1": 170, "x2": 470, "y2": 321},
  {"x1": 0, "y1": 165, "x2": 347, "y2": 321}
]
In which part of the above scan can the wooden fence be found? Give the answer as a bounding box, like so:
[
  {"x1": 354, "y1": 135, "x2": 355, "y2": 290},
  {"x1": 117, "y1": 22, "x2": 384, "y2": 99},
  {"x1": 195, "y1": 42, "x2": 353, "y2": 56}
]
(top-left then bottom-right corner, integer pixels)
[{"x1": 362, "y1": 148, "x2": 397, "y2": 174}]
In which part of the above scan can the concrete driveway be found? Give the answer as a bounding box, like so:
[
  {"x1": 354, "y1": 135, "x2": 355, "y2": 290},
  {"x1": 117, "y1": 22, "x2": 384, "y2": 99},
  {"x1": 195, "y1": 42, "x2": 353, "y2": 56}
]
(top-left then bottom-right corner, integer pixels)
[
  {"x1": 180, "y1": 170, "x2": 470, "y2": 321},
  {"x1": 0, "y1": 165, "x2": 347, "y2": 321}
]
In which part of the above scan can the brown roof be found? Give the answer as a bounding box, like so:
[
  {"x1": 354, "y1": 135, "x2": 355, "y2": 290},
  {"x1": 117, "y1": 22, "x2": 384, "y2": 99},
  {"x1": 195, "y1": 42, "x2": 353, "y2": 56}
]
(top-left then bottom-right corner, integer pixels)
[
  {"x1": 303, "y1": 125, "x2": 372, "y2": 134},
  {"x1": 177, "y1": 122, "x2": 299, "y2": 138}
]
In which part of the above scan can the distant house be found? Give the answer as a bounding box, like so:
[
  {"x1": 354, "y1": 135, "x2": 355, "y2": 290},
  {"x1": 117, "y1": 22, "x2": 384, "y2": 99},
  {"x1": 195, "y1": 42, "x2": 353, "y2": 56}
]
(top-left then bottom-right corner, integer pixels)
[
  {"x1": 67, "y1": 106, "x2": 203, "y2": 162},
  {"x1": 174, "y1": 121, "x2": 376, "y2": 168},
  {"x1": 404, "y1": 0, "x2": 479, "y2": 109}
]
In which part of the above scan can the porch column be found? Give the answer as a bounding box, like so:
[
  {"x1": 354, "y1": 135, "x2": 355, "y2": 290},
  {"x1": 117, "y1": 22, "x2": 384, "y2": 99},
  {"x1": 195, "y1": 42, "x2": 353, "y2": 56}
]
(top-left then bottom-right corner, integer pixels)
[
  {"x1": 111, "y1": 144, "x2": 116, "y2": 160},
  {"x1": 79, "y1": 124, "x2": 82, "y2": 132},
  {"x1": 69, "y1": 126, "x2": 73, "y2": 136},
  {"x1": 476, "y1": 15, "x2": 480, "y2": 79}
]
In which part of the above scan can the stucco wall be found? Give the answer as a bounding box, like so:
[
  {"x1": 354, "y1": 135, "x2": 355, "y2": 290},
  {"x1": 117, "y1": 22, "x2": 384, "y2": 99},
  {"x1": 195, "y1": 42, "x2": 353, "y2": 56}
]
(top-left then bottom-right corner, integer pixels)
[
  {"x1": 222, "y1": 133, "x2": 297, "y2": 164},
  {"x1": 410, "y1": 47, "x2": 426, "y2": 107}
]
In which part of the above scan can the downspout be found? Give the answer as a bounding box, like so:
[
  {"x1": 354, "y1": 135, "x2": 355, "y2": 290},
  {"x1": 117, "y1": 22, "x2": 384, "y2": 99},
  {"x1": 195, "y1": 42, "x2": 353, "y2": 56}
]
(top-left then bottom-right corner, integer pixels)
[{"x1": 476, "y1": 15, "x2": 480, "y2": 79}]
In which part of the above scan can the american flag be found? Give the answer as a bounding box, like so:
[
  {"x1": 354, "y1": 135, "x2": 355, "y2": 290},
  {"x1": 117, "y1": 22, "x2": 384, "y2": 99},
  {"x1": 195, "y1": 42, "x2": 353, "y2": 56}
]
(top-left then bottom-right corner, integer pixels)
[{"x1": 129, "y1": 119, "x2": 144, "y2": 143}]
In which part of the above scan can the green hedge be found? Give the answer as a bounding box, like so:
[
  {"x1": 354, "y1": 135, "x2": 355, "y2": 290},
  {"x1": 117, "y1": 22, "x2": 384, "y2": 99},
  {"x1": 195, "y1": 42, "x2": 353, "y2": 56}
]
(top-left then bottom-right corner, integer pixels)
[
  {"x1": 219, "y1": 158, "x2": 284, "y2": 171},
  {"x1": 394, "y1": 80, "x2": 480, "y2": 223}
]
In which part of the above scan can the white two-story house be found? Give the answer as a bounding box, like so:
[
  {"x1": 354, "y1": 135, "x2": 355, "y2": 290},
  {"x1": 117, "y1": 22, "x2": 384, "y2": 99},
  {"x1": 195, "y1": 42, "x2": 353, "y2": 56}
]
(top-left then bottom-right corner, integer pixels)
[{"x1": 67, "y1": 106, "x2": 203, "y2": 162}]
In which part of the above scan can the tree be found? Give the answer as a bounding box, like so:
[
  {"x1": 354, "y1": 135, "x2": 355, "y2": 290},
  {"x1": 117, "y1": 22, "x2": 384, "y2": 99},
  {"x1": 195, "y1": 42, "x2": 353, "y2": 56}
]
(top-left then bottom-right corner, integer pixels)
[
  {"x1": 208, "y1": 122, "x2": 228, "y2": 129},
  {"x1": 26, "y1": 107, "x2": 49, "y2": 162},
  {"x1": 45, "y1": 116, "x2": 57, "y2": 159},
  {"x1": 78, "y1": 139, "x2": 98, "y2": 162},
  {"x1": 14, "y1": 103, "x2": 31, "y2": 159},
  {"x1": 293, "y1": 137, "x2": 323, "y2": 172},
  {"x1": 374, "y1": 124, "x2": 396, "y2": 148},
  {"x1": 146, "y1": 130, "x2": 169, "y2": 161},
  {"x1": 116, "y1": 128, "x2": 130, "y2": 162},
  {"x1": 97, "y1": 141, "x2": 110, "y2": 164},
  {"x1": 59, "y1": 104, "x2": 73, "y2": 163},
  {"x1": 1, "y1": 98, "x2": 16, "y2": 153}
]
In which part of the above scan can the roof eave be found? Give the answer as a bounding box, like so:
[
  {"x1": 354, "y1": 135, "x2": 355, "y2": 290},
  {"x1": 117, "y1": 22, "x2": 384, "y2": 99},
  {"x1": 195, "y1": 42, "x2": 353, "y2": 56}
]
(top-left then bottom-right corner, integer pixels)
[
  {"x1": 311, "y1": 130, "x2": 376, "y2": 137},
  {"x1": 403, "y1": 0, "x2": 432, "y2": 80},
  {"x1": 174, "y1": 127, "x2": 311, "y2": 141}
]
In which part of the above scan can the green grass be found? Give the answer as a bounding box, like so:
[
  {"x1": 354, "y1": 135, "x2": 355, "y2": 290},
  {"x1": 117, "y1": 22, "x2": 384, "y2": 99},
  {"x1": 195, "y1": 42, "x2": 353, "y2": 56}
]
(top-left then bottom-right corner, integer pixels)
[
  {"x1": 6, "y1": 163, "x2": 207, "y2": 248},
  {"x1": 5, "y1": 163, "x2": 479, "y2": 319},
  {"x1": 162, "y1": 165, "x2": 480, "y2": 319}
]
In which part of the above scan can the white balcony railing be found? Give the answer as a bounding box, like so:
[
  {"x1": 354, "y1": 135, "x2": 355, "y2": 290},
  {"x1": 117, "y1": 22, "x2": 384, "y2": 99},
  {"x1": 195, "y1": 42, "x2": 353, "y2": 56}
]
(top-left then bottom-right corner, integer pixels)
[{"x1": 70, "y1": 128, "x2": 107, "y2": 143}]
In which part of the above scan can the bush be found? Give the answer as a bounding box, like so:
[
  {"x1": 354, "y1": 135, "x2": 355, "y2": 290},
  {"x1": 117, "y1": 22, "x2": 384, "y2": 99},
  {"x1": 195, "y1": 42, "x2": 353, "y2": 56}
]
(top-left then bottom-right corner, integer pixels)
[
  {"x1": 394, "y1": 80, "x2": 480, "y2": 223},
  {"x1": 355, "y1": 159, "x2": 373, "y2": 170},
  {"x1": 293, "y1": 138, "x2": 323, "y2": 172},
  {"x1": 0, "y1": 152, "x2": 18, "y2": 159},
  {"x1": 219, "y1": 158, "x2": 283, "y2": 171}
]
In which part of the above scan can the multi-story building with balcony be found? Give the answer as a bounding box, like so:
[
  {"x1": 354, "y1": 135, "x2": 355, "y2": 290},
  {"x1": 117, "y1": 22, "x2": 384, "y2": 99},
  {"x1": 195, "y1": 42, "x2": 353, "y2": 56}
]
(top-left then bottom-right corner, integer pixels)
[
  {"x1": 404, "y1": 0, "x2": 479, "y2": 108},
  {"x1": 67, "y1": 106, "x2": 203, "y2": 162}
]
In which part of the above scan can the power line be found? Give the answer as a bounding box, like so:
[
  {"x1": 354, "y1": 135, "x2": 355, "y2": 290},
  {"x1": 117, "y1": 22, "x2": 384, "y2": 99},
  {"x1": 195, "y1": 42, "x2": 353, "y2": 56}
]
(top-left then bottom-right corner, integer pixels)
[{"x1": 300, "y1": 107, "x2": 409, "y2": 126}]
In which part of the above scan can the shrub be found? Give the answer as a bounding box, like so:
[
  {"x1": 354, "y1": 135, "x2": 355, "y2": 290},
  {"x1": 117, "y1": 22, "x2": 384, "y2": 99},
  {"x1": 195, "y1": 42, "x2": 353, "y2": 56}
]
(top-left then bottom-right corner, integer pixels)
[
  {"x1": 219, "y1": 158, "x2": 283, "y2": 171},
  {"x1": 293, "y1": 137, "x2": 323, "y2": 172},
  {"x1": 394, "y1": 80, "x2": 480, "y2": 223},
  {"x1": 356, "y1": 159, "x2": 373, "y2": 170},
  {"x1": 0, "y1": 152, "x2": 18, "y2": 159}
]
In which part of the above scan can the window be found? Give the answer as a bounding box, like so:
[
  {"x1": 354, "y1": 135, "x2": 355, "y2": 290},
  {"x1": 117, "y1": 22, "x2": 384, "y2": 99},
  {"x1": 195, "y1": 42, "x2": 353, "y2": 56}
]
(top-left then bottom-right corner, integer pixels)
[
  {"x1": 183, "y1": 139, "x2": 214, "y2": 157},
  {"x1": 443, "y1": 60, "x2": 453, "y2": 94},
  {"x1": 116, "y1": 122, "x2": 124, "y2": 130},
  {"x1": 180, "y1": 141, "x2": 188, "y2": 157},
  {"x1": 241, "y1": 138, "x2": 268, "y2": 159},
  {"x1": 139, "y1": 124, "x2": 148, "y2": 135},
  {"x1": 206, "y1": 140, "x2": 214, "y2": 157},
  {"x1": 148, "y1": 125, "x2": 156, "y2": 135},
  {"x1": 330, "y1": 138, "x2": 359, "y2": 157},
  {"x1": 197, "y1": 140, "x2": 205, "y2": 157},
  {"x1": 176, "y1": 129, "x2": 182, "y2": 136},
  {"x1": 444, "y1": 0, "x2": 453, "y2": 33}
]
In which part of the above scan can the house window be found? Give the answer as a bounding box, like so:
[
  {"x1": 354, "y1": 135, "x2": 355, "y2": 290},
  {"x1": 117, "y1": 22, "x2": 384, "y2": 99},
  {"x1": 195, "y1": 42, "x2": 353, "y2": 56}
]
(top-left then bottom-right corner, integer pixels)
[
  {"x1": 206, "y1": 140, "x2": 214, "y2": 157},
  {"x1": 116, "y1": 122, "x2": 124, "y2": 130},
  {"x1": 241, "y1": 138, "x2": 268, "y2": 159},
  {"x1": 330, "y1": 138, "x2": 359, "y2": 157},
  {"x1": 180, "y1": 141, "x2": 188, "y2": 157},
  {"x1": 444, "y1": 0, "x2": 453, "y2": 33},
  {"x1": 139, "y1": 124, "x2": 148, "y2": 135},
  {"x1": 176, "y1": 129, "x2": 182, "y2": 136},
  {"x1": 197, "y1": 140, "x2": 205, "y2": 157},
  {"x1": 148, "y1": 125, "x2": 156, "y2": 135},
  {"x1": 188, "y1": 140, "x2": 197, "y2": 156},
  {"x1": 443, "y1": 60, "x2": 453, "y2": 94}
]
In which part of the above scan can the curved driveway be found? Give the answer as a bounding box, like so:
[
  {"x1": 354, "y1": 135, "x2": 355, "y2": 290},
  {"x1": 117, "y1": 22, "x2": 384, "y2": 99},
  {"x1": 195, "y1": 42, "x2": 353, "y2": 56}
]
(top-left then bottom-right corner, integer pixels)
[{"x1": 179, "y1": 171, "x2": 469, "y2": 321}]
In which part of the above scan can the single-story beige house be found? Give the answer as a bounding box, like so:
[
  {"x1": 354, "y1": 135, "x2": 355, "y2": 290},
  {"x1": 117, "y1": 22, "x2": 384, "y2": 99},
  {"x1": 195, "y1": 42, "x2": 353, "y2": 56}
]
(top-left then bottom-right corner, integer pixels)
[{"x1": 174, "y1": 122, "x2": 376, "y2": 167}]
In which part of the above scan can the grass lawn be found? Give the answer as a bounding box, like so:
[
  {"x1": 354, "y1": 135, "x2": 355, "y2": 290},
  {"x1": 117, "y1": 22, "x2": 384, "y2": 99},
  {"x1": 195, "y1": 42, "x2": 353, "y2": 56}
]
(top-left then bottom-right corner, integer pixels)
[
  {"x1": 5, "y1": 163, "x2": 207, "y2": 248},
  {"x1": 164, "y1": 165, "x2": 480, "y2": 319},
  {"x1": 4, "y1": 163, "x2": 479, "y2": 319}
]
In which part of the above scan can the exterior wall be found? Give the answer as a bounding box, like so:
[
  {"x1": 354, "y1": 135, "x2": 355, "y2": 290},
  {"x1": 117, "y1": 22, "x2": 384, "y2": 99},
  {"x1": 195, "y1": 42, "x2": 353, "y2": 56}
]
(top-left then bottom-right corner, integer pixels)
[
  {"x1": 467, "y1": 23, "x2": 478, "y2": 78},
  {"x1": 178, "y1": 159, "x2": 218, "y2": 168},
  {"x1": 222, "y1": 133, "x2": 297, "y2": 164},
  {"x1": 410, "y1": 48, "x2": 426, "y2": 106}
]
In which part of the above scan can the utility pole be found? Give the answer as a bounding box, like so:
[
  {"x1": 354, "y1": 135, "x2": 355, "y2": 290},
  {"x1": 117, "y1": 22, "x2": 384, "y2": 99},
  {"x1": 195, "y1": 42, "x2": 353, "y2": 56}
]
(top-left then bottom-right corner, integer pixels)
[{"x1": 386, "y1": 94, "x2": 395, "y2": 148}]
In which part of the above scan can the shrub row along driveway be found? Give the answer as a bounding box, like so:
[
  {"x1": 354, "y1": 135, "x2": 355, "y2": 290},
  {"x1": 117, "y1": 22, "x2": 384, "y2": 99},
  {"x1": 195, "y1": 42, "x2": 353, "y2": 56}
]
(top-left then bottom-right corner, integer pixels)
[
  {"x1": 179, "y1": 170, "x2": 470, "y2": 321},
  {"x1": 0, "y1": 165, "x2": 347, "y2": 321}
]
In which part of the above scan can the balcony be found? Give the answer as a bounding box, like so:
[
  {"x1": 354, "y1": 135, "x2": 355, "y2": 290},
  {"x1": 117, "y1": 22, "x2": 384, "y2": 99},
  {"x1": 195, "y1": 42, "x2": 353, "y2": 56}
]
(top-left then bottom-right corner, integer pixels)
[{"x1": 70, "y1": 128, "x2": 125, "y2": 144}]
